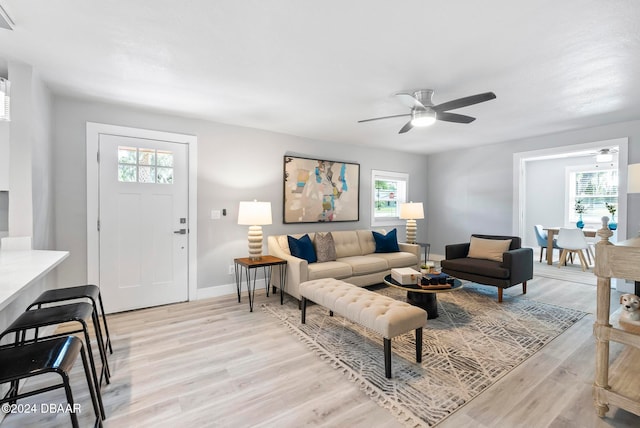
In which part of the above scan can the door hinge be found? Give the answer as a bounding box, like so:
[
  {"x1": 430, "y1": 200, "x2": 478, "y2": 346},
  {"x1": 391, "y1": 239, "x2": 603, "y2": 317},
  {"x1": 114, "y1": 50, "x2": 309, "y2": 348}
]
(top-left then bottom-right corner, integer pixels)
[
  {"x1": 97, "y1": 151, "x2": 100, "y2": 163},
  {"x1": 97, "y1": 219, "x2": 100, "y2": 231}
]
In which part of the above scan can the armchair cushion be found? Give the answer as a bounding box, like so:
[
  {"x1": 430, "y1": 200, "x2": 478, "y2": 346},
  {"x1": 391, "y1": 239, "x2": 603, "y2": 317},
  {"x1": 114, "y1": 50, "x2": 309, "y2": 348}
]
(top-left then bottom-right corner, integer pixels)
[
  {"x1": 468, "y1": 236, "x2": 512, "y2": 262},
  {"x1": 442, "y1": 257, "x2": 511, "y2": 279}
]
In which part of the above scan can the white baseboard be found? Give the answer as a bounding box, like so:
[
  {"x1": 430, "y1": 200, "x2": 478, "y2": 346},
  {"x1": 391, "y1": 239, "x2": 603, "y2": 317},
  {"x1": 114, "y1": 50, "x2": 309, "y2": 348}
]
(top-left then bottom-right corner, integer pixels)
[{"x1": 195, "y1": 279, "x2": 268, "y2": 300}]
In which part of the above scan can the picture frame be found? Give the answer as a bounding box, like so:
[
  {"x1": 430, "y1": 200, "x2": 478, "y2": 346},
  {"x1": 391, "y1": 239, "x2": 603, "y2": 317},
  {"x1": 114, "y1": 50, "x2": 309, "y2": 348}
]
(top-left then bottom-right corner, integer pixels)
[{"x1": 283, "y1": 155, "x2": 360, "y2": 223}]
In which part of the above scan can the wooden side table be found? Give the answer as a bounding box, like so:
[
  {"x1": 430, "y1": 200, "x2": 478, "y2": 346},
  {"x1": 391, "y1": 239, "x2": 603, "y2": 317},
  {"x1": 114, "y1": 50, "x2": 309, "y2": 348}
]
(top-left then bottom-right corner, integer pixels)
[{"x1": 234, "y1": 255, "x2": 287, "y2": 312}]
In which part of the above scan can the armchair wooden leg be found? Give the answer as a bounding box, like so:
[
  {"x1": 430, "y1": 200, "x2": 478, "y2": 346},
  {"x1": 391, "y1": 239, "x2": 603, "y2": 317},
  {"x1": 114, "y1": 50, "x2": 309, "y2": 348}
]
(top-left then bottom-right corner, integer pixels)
[
  {"x1": 498, "y1": 288, "x2": 503, "y2": 303},
  {"x1": 522, "y1": 281, "x2": 527, "y2": 294}
]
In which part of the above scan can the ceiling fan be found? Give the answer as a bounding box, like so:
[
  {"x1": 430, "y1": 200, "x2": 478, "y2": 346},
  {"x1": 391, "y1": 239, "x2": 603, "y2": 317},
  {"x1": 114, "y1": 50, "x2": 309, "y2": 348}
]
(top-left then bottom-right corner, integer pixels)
[{"x1": 358, "y1": 89, "x2": 496, "y2": 134}]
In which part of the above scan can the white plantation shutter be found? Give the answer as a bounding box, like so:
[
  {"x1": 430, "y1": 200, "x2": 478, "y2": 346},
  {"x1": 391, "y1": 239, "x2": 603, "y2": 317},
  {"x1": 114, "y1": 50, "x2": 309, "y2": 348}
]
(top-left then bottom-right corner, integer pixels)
[{"x1": 570, "y1": 169, "x2": 618, "y2": 220}]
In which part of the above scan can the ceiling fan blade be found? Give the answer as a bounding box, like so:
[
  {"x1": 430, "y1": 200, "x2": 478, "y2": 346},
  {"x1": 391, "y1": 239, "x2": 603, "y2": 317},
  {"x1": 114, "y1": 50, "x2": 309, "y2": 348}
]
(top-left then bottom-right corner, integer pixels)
[
  {"x1": 395, "y1": 93, "x2": 426, "y2": 109},
  {"x1": 432, "y1": 92, "x2": 496, "y2": 112},
  {"x1": 398, "y1": 120, "x2": 413, "y2": 134},
  {"x1": 358, "y1": 113, "x2": 411, "y2": 123},
  {"x1": 436, "y1": 112, "x2": 476, "y2": 123}
]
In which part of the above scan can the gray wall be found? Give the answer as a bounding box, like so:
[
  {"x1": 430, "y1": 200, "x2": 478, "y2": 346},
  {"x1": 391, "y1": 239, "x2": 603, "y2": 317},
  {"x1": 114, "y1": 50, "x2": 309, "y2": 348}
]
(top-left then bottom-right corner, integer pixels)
[
  {"x1": 53, "y1": 96, "x2": 429, "y2": 292},
  {"x1": 427, "y1": 120, "x2": 640, "y2": 256}
]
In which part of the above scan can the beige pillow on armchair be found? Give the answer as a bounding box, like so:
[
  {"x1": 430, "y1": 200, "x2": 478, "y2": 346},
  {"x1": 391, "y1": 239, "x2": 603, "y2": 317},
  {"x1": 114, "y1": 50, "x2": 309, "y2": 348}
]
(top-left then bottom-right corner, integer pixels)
[{"x1": 468, "y1": 236, "x2": 512, "y2": 262}]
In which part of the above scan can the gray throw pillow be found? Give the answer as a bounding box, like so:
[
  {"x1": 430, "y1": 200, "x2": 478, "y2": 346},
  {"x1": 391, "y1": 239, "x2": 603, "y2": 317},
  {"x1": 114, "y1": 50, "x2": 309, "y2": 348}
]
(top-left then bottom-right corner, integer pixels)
[{"x1": 314, "y1": 232, "x2": 337, "y2": 262}]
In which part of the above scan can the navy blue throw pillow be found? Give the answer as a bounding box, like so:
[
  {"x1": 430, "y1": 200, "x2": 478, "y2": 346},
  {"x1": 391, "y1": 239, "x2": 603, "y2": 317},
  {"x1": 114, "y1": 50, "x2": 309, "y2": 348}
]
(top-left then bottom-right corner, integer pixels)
[
  {"x1": 373, "y1": 229, "x2": 400, "y2": 253},
  {"x1": 287, "y1": 234, "x2": 317, "y2": 263}
]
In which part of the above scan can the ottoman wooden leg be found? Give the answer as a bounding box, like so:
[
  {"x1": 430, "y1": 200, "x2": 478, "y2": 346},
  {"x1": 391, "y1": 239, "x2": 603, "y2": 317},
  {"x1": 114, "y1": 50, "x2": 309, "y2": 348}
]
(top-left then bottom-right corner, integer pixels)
[
  {"x1": 384, "y1": 338, "x2": 392, "y2": 378},
  {"x1": 416, "y1": 328, "x2": 422, "y2": 363}
]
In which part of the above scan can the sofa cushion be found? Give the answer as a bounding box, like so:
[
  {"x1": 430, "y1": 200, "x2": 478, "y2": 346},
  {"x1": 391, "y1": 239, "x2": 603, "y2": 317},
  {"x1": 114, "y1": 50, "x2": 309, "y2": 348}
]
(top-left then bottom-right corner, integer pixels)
[
  {"x1": 308, "y1": 261, "x2": 352, "y2": 280},
  {"x1": 332, "y1": 231, "x2": 363, "y2": 258},
  {"x1": 468, "y1": 236, "x2": 512, "y2": 262},
  {"x1": 373, "y1": 229, "x2": 400, "y2": 253},
  {"x1": 374, "y1": 251, "x2": 418, "y2": 269},
  {"x1": 440, "y1": 257, "x2": 511, "y2": 279},
  {"x1": 338, "y1": 255, "x2": 389, "y2": 275},
  {"x1": 288, "y1": 234, "x2": 317, "y2": 263},
  {"x1": 357, "y1": 229, "x2": 379, "y2": 255},
  {"x1": 314, "y1": 232, "x2": 337, "y2": 262}
]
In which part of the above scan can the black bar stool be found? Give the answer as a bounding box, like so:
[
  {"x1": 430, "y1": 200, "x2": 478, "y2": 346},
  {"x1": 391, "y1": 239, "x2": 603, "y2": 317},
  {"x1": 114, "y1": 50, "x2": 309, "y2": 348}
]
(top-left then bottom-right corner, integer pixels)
[
  {"x1": 0, "y1": 335, "x2": 103, "y2": 428},
  {"x1": 28, "y1": 285, "x2": 113, "y2": 355},
  {"x1": 0, "y1": 303, "x2": 108, "y2": 418}
]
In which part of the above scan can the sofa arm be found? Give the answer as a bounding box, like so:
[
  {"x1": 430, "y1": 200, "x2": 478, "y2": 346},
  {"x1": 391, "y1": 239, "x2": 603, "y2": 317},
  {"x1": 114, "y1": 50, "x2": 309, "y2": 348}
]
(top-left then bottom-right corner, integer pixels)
[
  {"x1": 267, "y1": 237, "x2": 309, "y2": 300},
  {"x1": 445, "y1": 243, "x2": 470, "y2": 260},
  {"x1": 398, "y1": 242, "x2": 420, "y2": 268},
  {"x1": 501, "y1": 248, "x2": 533, "y2": 284}
]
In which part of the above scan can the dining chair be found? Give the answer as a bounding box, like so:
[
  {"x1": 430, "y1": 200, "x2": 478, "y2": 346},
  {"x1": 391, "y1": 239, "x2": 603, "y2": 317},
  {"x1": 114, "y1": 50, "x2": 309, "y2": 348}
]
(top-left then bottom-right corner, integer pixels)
[
  {"x1": 556, "y1": 228, "x2": 590, "y2": 271},
  {"x1": 533, "y1": 225, "x2": 561, "y2": 263}
]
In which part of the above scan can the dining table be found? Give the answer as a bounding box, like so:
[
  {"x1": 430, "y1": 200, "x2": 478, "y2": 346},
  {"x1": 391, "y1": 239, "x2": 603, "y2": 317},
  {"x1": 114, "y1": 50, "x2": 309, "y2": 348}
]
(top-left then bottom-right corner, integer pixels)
[{"x1": 543, "y1": 227, "x2": 598, "y2": 265}]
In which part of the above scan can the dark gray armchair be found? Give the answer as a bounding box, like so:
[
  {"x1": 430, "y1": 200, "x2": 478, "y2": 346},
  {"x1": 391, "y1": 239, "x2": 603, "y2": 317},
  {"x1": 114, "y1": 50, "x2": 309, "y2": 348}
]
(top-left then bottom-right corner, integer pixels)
[{"x1": 440, "y1": 234, "x2": 533, "y2": 302}]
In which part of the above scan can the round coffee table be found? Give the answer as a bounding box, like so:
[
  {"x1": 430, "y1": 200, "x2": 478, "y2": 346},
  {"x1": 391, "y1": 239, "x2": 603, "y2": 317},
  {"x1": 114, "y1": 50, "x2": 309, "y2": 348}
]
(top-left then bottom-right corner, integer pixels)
[{"x1": 383, "y1": 274, "x2": 463, "y2": 319}]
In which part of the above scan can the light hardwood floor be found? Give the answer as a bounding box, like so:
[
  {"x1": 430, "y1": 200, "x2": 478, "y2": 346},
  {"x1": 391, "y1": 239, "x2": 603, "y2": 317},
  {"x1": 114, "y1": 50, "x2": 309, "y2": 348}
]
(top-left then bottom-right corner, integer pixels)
[{"x1": 2, "y1": 266, "x2": 639, "y2": 427}]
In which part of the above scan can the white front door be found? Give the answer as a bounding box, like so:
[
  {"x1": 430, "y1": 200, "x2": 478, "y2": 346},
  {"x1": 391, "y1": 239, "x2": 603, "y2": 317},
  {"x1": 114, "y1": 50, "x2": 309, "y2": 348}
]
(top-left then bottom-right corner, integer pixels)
[{"x1": 98, "y1": 134, "x2": 189, "y2": 313}]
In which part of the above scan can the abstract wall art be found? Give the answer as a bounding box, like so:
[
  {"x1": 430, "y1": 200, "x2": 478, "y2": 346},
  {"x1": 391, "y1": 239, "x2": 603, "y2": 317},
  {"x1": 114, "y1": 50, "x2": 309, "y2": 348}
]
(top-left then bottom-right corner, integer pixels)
[{"x1": 283, "y1": 155, "x2": 360, "y2": 223}]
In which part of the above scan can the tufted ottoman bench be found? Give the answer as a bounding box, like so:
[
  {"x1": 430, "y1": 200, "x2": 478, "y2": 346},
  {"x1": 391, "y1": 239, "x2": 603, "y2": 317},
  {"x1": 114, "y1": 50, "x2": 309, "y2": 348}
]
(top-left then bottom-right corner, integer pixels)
[{"x1": 300, "y1": 278, "x2": 427, "y2": 378}]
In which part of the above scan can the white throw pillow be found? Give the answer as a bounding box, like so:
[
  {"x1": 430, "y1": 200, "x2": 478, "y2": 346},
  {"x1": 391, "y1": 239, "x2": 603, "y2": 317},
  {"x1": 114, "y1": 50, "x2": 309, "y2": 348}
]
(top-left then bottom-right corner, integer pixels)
[{"x1": 468, "y1": 237, "x2": 512, "y2": 262}]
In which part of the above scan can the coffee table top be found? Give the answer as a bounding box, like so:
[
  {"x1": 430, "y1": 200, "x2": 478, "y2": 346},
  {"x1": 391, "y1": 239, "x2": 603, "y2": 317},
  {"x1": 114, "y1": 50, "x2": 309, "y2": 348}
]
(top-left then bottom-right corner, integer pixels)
[{"x1": 383, "y1": 274, "x2": 463, "y2": 294}]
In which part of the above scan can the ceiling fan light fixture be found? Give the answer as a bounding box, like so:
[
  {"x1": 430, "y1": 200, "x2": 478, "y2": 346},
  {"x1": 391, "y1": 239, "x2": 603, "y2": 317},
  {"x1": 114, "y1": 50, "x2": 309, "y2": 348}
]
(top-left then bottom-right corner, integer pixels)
[
  {"x1": 596, "y1": 148, "x2": 614, "y2": 163},
  {"x1": 411, "y1": 110, "x2": 436, "y2": 127},
  {"x1": 596, "y1": 153, "x2": 613, "y2": 163}
]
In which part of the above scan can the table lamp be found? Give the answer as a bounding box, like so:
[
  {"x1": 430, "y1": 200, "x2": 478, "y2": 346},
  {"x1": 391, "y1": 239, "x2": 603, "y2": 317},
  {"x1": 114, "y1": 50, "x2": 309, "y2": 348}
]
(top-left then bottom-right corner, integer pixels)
[
  {"x1": 399, "y1": 202, "x2": 424, "y2": 244},
  {"x1": 238, "y1": 200, "x2": 272, "y2": 260}
]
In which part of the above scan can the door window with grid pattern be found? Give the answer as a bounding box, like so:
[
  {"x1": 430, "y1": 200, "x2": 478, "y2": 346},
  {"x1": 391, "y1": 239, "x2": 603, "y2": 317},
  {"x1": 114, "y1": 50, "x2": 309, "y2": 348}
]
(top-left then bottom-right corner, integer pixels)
[{"x1": 118, "y1": 146, "x2": 174, "y2": 184}]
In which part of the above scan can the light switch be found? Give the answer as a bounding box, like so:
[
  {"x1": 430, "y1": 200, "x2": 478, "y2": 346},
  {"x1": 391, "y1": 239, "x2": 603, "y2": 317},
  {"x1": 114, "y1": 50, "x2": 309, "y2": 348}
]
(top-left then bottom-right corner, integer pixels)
[{"x1": 211, "y1": 210, "x2": 221, "y2": 220}]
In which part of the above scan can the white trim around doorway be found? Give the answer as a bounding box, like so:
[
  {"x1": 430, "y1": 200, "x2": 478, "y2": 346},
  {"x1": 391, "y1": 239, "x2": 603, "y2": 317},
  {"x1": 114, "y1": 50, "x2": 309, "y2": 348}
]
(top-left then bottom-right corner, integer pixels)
[{"x1": 86, "y1": 122, "x2": 198, "y2": 304}]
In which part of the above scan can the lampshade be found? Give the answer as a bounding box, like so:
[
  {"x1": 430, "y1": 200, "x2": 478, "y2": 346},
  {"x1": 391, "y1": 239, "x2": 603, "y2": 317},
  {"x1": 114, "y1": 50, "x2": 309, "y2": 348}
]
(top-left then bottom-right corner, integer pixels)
[
  {"x1": 399, "y1": 202, "x2": 424, "y2": 220},
  {"x1": 238, "y1": 201, "x2": 272, "y2": 225},
  {"x1": 629, "y1": 163, "x2": 640, "y2": 194},
  {"x1": 0, "y1": 77, "x2": 10, "y2": 121}
]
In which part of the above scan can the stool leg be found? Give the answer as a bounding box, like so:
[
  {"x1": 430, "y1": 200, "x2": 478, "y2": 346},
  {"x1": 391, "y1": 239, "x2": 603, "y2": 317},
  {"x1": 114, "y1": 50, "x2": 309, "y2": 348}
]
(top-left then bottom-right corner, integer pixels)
[
  {"x1": 80, "y1": 344, "x2": 105, "y2": 423},
  {"x1": 91, "y1": 309, "x2": 111, "y2": 382},
  {"x1": 97, "y1": 293, "x2": 113, "y2": 354},
  {"x1": 33, "y1": 303, "x2": 43, "y2": 341},
  {"x1": 8, "y1": 329, "x2": 25, "y2": 404},
  {"x1": 60, "y1": 372, "x2": 80, "y2": 428},
  {"x1": 80, "y1": 320, "x2": 106, "y2": 418}
]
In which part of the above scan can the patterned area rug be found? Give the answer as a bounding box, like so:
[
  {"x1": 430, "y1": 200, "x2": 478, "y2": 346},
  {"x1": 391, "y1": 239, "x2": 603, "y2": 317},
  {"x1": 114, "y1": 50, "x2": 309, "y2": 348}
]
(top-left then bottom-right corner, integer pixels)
[{"x1": 262, "y1": 283, "x2": 586, "y2": 427}]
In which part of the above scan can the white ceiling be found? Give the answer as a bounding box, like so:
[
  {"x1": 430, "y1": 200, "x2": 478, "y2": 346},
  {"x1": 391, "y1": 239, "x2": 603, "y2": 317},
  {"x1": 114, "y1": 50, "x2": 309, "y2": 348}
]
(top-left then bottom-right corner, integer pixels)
[{"x1": 1, "y1": 0, "x2": 639, "y2": 154}]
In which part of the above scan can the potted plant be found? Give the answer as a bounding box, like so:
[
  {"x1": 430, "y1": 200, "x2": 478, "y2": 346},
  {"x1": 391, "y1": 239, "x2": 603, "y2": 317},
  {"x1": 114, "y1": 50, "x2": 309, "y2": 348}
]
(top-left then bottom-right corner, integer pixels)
[
  {"x1": 605, "y1": 202, "x2": 617, "y2": 230},
  {"x1": 575, "y1": 199, "x2": 586, "y2": 229}
]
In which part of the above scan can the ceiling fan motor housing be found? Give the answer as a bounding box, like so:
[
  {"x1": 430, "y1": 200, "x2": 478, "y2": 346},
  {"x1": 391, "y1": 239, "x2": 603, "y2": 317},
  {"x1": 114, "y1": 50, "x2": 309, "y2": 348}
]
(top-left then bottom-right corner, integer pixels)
[{"x1": 413, "y1": 89, "x2": 435, "y2": 107}]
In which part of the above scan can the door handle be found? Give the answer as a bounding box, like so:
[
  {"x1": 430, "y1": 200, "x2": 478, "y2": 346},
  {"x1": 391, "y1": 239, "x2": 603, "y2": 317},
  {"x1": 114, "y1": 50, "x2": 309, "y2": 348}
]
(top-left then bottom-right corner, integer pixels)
[{"x1": 173, "y1": 229, "x2": 187, "y2": 234}]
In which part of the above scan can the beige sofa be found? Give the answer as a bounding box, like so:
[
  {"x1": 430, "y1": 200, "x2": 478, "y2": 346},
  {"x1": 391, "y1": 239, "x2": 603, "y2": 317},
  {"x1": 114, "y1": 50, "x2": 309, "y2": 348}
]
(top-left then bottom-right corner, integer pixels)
[{"x1": 267, "y1": 230, "x2": 420, "y2": 301}]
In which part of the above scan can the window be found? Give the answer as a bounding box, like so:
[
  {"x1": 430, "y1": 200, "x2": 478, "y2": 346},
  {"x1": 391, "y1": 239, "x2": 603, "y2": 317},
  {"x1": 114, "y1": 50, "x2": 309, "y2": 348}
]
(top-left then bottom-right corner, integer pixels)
[
  {"x1": 371, "y1": 170, "x2": 408, "y2": 226},
  {"x1": 118, "y1": 146, "x2": 174, "y2": 184},
  {"x1": 567, "y1": 166, "x2": 618, "y2": 223}
]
